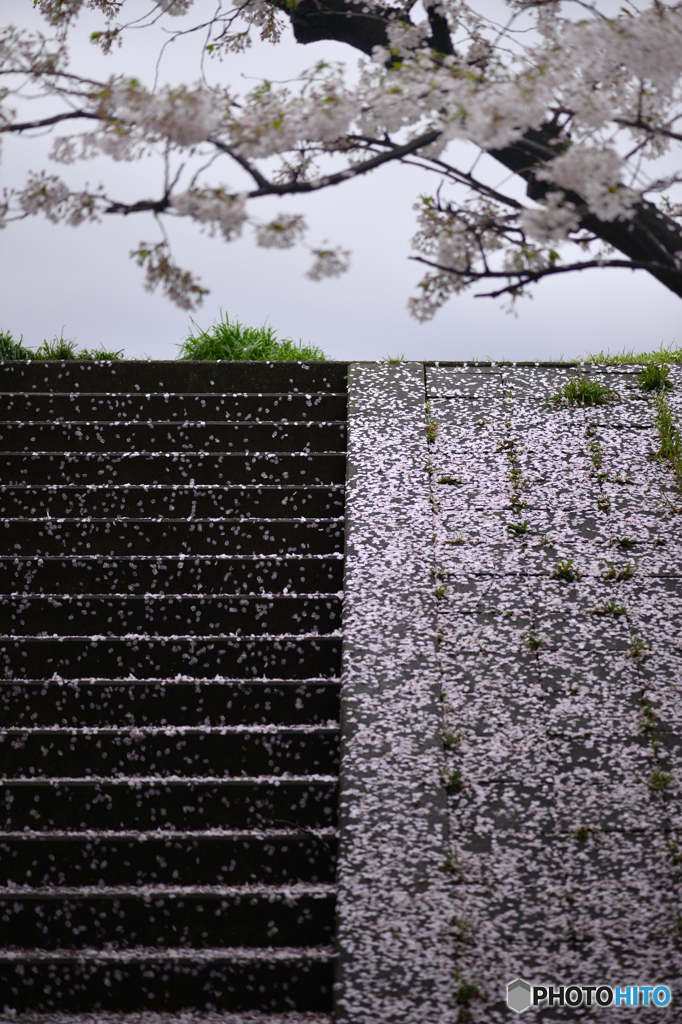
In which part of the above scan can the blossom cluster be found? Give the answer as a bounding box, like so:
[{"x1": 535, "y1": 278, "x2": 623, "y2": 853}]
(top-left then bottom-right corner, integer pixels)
[{"x1": 2, "y1": 0, "x2": 682, "y2": 308}]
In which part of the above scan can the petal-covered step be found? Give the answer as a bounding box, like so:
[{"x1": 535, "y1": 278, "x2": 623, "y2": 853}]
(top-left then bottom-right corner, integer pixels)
[
  {"x1": 0, "y1": 359, "x2": 348, "y2": 393},
  {"x1": 0, "y1": 420, "x2": 346, "y2": 453},
  {"x1": 0, "y1": 635, "x2": 342, "y2": 680},
  {"x1": 0, "y1": 518, "x2": 344, "y2": 556},
  {"x1": 0, "y1": 484, "x2": 344, "y2": 519},
  {"x1": 0, "y1": 358, "x2": 347, "y2": 1017},
  {"x1": 1, "y1": 391, "x2": 347, "y2": 422},
  {"x1": 0, "y1": 451, "x2": 346, "y2": 486},
  {"x1": 0, "y1": 950, "x2": 335, "y2": 1013},
  {"x1": 0, "y1": 830, "x2": 337, "y2": 886},
  {"x1": 0, "y1": 885, "x2": 336, "y2": 950},
  {"x1": 0, "y1": 679, "x2": 341, "y2": 727},
  {"x1": 0, "y1": 725, "x2": 340, "y2": 778},
  {"x1": 2, "y1": 594, "x2": 342, "y2": 636},
  {"x1": 0, "y1": 554, "x2": 344, "y2": 596},
  {"x1": 0, "y1": 778, "x2": 338, "y2": 831}
]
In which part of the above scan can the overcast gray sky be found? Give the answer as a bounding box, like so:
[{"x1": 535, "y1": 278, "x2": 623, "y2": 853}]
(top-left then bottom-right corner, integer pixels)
[{"x1": 2, "y1": 0, "x2": 680, "y2": 362}]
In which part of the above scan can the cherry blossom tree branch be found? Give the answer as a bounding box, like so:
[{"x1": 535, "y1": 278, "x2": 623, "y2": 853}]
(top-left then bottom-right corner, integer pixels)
[
  {"x1": 272, "y1": 0, "x2": 682, "y2": 300},
  {"x1": 1, "y1": 110, "x2": 102, "y2": 133},
  {"x1": 411, "y1": 254, "x2": 682, "y2": 300}
]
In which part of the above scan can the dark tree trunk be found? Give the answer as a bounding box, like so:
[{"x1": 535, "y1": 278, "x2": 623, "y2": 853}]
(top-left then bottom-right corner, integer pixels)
[{"x1": 271, "y1": 0, "x2": 682, "y2": 299}]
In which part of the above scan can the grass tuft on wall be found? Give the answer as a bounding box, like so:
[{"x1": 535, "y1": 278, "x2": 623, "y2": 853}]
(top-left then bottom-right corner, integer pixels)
[{"x1": 177, "y1": 312, "x2": 327, "y2": 361}]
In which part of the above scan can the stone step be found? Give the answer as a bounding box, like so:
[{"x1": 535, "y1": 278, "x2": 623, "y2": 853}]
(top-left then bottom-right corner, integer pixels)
[
  {"x1": 1, "y1": 519, "x2": 344, "y2": 557},
  {"x1": 0, "y1": 778, "x2": 338, "y2": 831},
  {"x1": 0, "y1": 555, "x2": 344, "y2": 596},
  {"x1": 1, "y1": 391, "x2": 347, "y2": 422},
  {"x1": 0, "y1": 886, "x2": 336, "y2": 951},
  {"x1": 0, "y1": 949, "x2": 335, "y2": 1013},
  {"x1": 0, "y1": 359, "x2": 347, "y2": 394},
  {"x1": 0, "y1": 451, "x2": 346, "y2": 486},
  {"x1": 0, "y1": 485, "x2": 344, "y2": 519},
  {"x1": 0, "y1": 830, "x2": 337, "y2": 886},
  {"x1": 0, "y1": 679, "x2": 341, "y2": 727},
  {"x1": 0, "y1": 726, "x2": 340, "y2": 779},
  {"x1": 0, "y1": 420, "x2": 346, "y2": 454},
  {"x1": 0, "y1": 359, "x2": 347, "y2": 1017},
  {"x1": 1, "y1": 594, "x2": 342, "y2": 637},
  {"x1": 0, "y1": 635, "x2": 342, "y2": 680}
]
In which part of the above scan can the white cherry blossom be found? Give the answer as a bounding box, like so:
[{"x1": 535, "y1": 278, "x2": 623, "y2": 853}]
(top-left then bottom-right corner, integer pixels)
[{"x1": 2, "y1": 0, "x2": 682, "y2": 310}]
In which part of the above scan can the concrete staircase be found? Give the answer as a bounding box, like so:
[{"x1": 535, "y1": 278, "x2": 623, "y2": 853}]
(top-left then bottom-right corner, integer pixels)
[{"x1": 0, "y1": 360, "x2": 347, "y2": 1016}]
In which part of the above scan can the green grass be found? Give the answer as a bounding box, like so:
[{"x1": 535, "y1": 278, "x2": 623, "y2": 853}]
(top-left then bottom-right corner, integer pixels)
[
  {"x1": 444, "y1": 769, "x2": 464, "y2": 795},
  {"x1": 648, "y1": 768, "x2": 673, "y2": 792},
  {"x1": 0, "y1": 329, "x2": 124, "y2": 361},
  {"x1": 79, "y1": 346, "x2": 125, "y2": 360},
  {"x1": 586, "y1": 342, "x2": 682, "y2": 365},
  {"x1": 551, "y1": 557, "x2": 579, "y2": 582},
  {"x1": 0, "y1": 330, "x2": 33, "y2": 360},
  {"x1": 34, "y1": 333, "x2": 80, "y2": 360},
  {"x1": 654, "y1": 391, "x2": 682, "y2": 490},
  {"x1": 548, "y1": 377, "x2": 619, "y2": 407},
  {"x1": 590, "y1": 599, "x2": 627, "y2": 616},
  {"x1": 178, "y1": 312, "x2": 326, "y2": 361},
  {"x1": 525, "y1": 633, "x2": 544, "y2": 652},
  {"x1": 602, "y1": 560, "x2": 637, "y2": 582},
  {"x1": 637, "y1": 361, "x2": 672, "y2": 392}
]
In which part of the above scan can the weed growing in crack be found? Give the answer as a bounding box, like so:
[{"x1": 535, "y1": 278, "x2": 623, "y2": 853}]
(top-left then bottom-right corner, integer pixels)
[
  {"x1": 574, "y1": 825, "x2": 598, "y2": 842},
  {"x1": 434, "y1": 584, "x2": 448, "y2": 599},
  {"x1": 638, "y1": 699, "x2": 674, "y2": 793},
  {"x1": 525, "y1": 633, "x2": 545, "y2": 652},
  {"x1": 440, "y1": 854, "x2": 465, "y2": 880},
  {"x1": 437, "y1": 474, "x2": 462, "y2": 485},
  {"x1": 385, "y1": 354, "x2": 405, "y2": 363},
  {"x1": 648, "y1": 768, "x2": 674, "y2": 792},
  {"x1": 589, "y1": 438, "x2": 603, "y2": 470},
  {"x1": 447, "y1": 534, "x2": 466, "y2": 546},
  {"x1": 425, "y1": 402, "x2": 440, "y2": 444},
  {"x1": 456, "y1": 981, "x2": 480, "y2": 1021},
  {"x1": 508, "y1": 520, "x2": 529, "y2": 536},
  {"x1": 638, "y1": 361, "x2": 672, "y2": 393},
  {"x1": 629, "y1": 633, "x2": 649, "y2": 659},
  {"x1": 429, "y1": 493, "x2": 442, "y2": 513},
  {"x1": 502, "y1": 435, "x2": 529, "y2": 518},
  {"x1": 597, "y1": 495, "x2": 612, "y2": 513},
  {"x1": 548, "y1": 377, "x2": 619, "y2": 407},
  {"x1": 654, "y1": 391, "x2": 682, "y2": 490},
  {"x1": 666, "y1": 839, "x2": 682, "y2": 866},
  {"x1": 552, "y1": 558, "x2": 579, "y2": 582},
  {"x1": 613, "y1": 537, "x2": 636, "y2": 550},
  {"x1": 444, "y1": 730, "x2": 463, "y2": 750},
  {"x1": 590, "y1": 599, "x2": 627, "y2": 616},
  {"x1": 639, "y1": 698, "x2": 659, "y2": 755},
  {"x1": 444, "y1": 770, "x2": 464, "y2": 795},
  {"x1": 603, "y1": 560, "x2": 637, "y2": 581}
]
